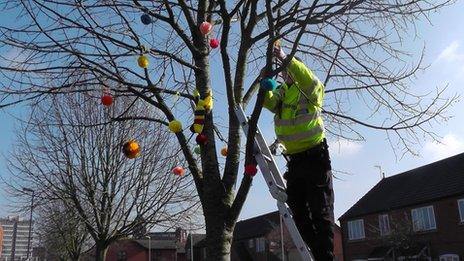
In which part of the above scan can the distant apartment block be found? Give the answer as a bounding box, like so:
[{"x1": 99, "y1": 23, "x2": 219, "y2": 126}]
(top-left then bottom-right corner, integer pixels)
[{"x1": 0, "y1": 216, "x2": 33, "y2": 261}]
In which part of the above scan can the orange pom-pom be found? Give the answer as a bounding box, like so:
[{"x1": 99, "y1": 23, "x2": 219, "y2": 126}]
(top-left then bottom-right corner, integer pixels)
[
  {"x1": 123, "y1": 140, "x2": 141, "y2": 159},
  {"x1": 221, "y1": 147, "x2": 228, "y2": 157}
]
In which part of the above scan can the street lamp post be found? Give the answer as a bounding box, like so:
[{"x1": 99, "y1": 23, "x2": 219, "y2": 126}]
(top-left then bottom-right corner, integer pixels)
[
  {"x1": 23, "y1": 187, "x2": 35, "y2": 261},
  {"x1": 145, "y1": 235, "x2": 151, "y2": 261},
  {"x1": 187, "y1": 217, "x2": 193, "y2": 261}
]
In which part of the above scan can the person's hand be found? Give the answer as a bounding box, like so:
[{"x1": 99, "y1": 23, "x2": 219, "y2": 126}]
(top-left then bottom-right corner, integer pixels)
[{"x1": 273, "y1": 45, "x2": 287, "y2": 61}]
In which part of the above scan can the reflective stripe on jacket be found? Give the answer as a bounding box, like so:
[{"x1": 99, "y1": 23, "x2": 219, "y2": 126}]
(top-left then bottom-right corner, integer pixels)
[{"x1": 263, "y1": 58, "x2": 325, "y2": 154}]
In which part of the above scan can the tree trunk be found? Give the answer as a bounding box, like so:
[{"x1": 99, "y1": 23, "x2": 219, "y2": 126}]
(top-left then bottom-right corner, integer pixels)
[
  {"x1": 205, "y1": 212, "x2": 234, "y2": 261},
  {"x1": 95, "y1": 242, "x2": 108, "y2": 261}
]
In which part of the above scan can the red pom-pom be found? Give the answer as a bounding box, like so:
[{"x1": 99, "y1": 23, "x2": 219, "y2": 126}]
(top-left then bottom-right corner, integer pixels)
[
  {"x1": 199, "y1": 22, "x2": 212, "y2": 35},
  {"x1": 244, "y1": 164, "x2": 258, "y2": 177},
  {"x1": 172, "y1": 166, "x2": 185, "y2": 176},
  {"x1": 196, "y1": 134, "x2": 208, "y2": 145},
  {"x1": 209, "y1": 38, "x2": 220, "y2": 49},
  {"x1": 101, "y1": 94, "x2": 113, "y2": 106}
]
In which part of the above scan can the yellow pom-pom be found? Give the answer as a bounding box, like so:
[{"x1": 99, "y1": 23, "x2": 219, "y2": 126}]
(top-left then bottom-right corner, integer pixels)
[
  {"x1": 169, "y1": 120, "x2": 182, "y2": 133},
  {"x1": 193, "y1": 125, "x2": 203, "y2": 134},
  {"x1": 203, "y1": 94, "x2": 213, "y2": 111},
  {"x1": 138, "y1": 55, "x2": 149, "y2": 68},
  {"x1": 193, "y1": 89, "x2": 200, "y2": 97},
  {"x1": 221, "y1": 147, "x2": 228, "y2": 157}
]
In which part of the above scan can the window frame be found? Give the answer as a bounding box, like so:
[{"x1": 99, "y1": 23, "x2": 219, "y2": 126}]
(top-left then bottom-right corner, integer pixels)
[
  {"x1": 411, "y1": 205, "x2": 436, "y2": 232},
  {"x1": 255, "y1": 237, "x2": 266, "y2": 253},
  {"x1": 439, "y1": 254, "x2": 460, "y2": 261},
  {"x1": 248, "y1": 238, "x2": 254, "y2": 248},
  {"x1": 347, "y1": 219, "x2": 365, "y2": 240},
  {"x1": 458, "y1": 199, "x2": 464, "y2": 223},
  {"x1": 378, "y1": 214, "x2": 391, "y2": 236}
]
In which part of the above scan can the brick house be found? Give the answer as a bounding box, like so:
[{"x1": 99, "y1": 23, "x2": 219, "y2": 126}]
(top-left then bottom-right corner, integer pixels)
[
  {"x1": 83, "y1": 229, "x2": 187, "y2": 261},
  {"x1": 230, "y1": 211, "x2": 343, "y2": 261},
  {"x1": 339, "y1": 153, "x2": 464, "y2": 260}
]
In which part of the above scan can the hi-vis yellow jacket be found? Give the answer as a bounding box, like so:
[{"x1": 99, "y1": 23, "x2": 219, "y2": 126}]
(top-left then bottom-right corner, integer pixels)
[{"x1": 263, "y1": 58, "x2": 325, "y2": 155}]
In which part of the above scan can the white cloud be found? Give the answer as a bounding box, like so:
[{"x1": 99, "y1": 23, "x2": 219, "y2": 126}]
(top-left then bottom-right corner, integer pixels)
[
  {"x1": 424, "y1": 133, "x2": 464, "y2": 161},
  {"x1": 434, "y1": 41, "x2": 464, "y2": 80},
  {"x1": 437, "y1": 41, "x2": 464, "y2": 62},
  {"x1": 329, "y1": 139, "x2": 362, "y2": 157}
]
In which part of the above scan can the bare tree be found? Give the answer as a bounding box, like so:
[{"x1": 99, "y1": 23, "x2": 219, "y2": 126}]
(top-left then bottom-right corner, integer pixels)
[
  {"x1": 0, "y1": 1, "x2": 458, "y2": 259},
  {"x1": 35, "y1": 202, "x2": 90, "y2": 261},
  {"x1": 7, "y1": 92, "x2": 199, "y2": 260}
]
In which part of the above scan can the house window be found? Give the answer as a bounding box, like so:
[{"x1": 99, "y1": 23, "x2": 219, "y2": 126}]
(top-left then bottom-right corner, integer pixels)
[
  {"x1": 458, "y1": 199, "x2": 464, "y2": 222},
  {"x1": 116, "y1": 251, "x2": 127, "y2": 261},
  {"x1": 347, "y1": 219, "x2": 365, "y2": 240},
  {"x1": 440, "y1": 254, "x2": 460, "y2": 261},
  {"x1": 411, "y1": 206, "x2": 436, "y2": 231},
  {"x1": 378, "y1": 214, "x2": 391, "y2": 235},
  {"x1": 248, "y1": 238, "x2": 254, "y2": 248},
  {"x1": 255, "y1": 237, "x2": 265, "y2": 253}
]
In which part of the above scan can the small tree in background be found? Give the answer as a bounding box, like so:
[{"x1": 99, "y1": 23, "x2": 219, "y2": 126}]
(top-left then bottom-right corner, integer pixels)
[
  {"x1": 7, "y1": 92, "x2": 200, "y2": 260},
  {"x1": 35, "y1": 202, "x2": 90, "y2": 261}
]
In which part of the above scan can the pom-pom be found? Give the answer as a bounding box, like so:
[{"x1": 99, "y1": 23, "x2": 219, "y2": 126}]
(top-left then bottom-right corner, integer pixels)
[
  {"x1": 172, "y1": 166, "x2": 185, "y2": 176},
  {"x1": 123, "y1": 140, "x2": 141, "y2": 159},
  {"x1": 196, "y1": 133, "x2": 208, "y2": 145},
  {"x1": 244, "y1": 164, "x2": 258, "y2": 177},
  {"x1": 138, "y1": 55, "x2": 149, "y2": 69},
  {"x1": 194, "y1": 146, "x2": 201, "y2": 155},
  {"x1": 209, "y1": 38, "x2": 220, "y2": 49},
  {"x1": 168, "y1": 120, "x2": 182, "y2": 133},
  {"x1": 199, "y1": 22, "x2": 212, "y2": 35},
  {"x1": 192, "y1": 100, "x2": 205, "y2": 134},
  {"x1": 140, "y1": 14, "x2": 152, "y2": 25},
  {"x1": 220, "y1": 147, "x2": 228, "y2": 157},
  {"x1": 101, "y1": 94, "x2": 113, "y2": 106},
  {"x1": 260, "y1": 78, "x2": 278, "y2": 91},
  {"x1": 203, "y1": 95, "x2": 213, "y2": 111}
]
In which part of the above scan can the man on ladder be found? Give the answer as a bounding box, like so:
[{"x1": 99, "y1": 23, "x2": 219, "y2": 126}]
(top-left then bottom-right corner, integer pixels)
[{"x1": 262, "y1": 45, "x2": 334, "y2": 260}]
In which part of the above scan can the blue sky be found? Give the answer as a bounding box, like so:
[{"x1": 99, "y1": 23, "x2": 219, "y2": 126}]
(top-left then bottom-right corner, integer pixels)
[{"x1": 1, "y1": 2, "x2": 464, "y2": 225}]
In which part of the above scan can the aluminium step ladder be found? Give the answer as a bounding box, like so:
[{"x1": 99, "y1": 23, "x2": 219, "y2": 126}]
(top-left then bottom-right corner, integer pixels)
[{"x1": 234, "y1": 105, "x2": 315, "y2": 261}]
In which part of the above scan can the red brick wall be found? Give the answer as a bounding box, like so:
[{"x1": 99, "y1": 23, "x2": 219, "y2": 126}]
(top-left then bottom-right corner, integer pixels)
[
  {"x1": 334, "y1": 225, "x2": 343, "y2": 261},
  {"x1": 341, "y1": 195, "x2": 464, "y2": 260},
  {"x1": 153, "y1": 249, "x2": 177, "y2": 261},
  {"x1": 106, "y1": 240, "x2": 147, "y2": 261}
]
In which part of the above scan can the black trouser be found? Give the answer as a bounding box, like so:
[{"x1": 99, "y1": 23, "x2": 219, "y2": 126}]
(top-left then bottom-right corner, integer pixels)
[{"x1": 284, "y1": 139, "x2": 334, "y2": 261}]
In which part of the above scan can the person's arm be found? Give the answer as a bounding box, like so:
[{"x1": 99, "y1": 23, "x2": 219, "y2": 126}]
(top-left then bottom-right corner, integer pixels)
[
  {"x1": 274, "y1": 46, "x2": 320, "y2": 95},
  {"x1": 286, "y1": 58, "x2": 319, "y2": 94},
  {"x1": 263, "y1": 90, "x2": 280, "y2": 113}
]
